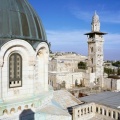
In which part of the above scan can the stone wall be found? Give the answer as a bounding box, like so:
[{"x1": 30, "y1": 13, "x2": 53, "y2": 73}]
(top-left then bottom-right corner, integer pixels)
[{"x1": 73, "y1": 102, "x2": 120, "y2": 120}]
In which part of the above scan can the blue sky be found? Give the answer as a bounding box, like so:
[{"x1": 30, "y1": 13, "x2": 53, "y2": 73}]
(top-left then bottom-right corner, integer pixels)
[{"x1": 28, "y1": 0, "x2": 120, "y2": 60}]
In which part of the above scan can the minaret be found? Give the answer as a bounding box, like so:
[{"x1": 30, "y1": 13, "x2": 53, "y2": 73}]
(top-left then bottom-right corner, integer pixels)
[{"x1": 85, "y1": 11, "x2": 107, "y2": 87}]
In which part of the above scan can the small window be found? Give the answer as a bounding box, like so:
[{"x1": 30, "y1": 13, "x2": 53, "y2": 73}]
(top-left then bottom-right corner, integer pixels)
[
  {"x1": 91, "y1": 106, "x2": 92, "y2": 112},
  {"x1": 100, "y1": 108, "x2": 102, "y2": 114},
  {"x1": 88, "y1": 107, "x2": 90, "y2": 113},
  {"x1": 109, "y1": 111, "x2": 111, "y2": 117},
  {"x1": 81, "y1": 109, "x2": 83, "y2": 115},
  {"x1": 9, "y1": 53, "x2": 22, "y2": 88},
  {"x1": 91, "y1": 58, "x2": 93, "y2": 64},
  {"x1": 91, "y1": 67, "x2": 94, "y2": 73},
  {"x1": 113, "y1": 111, "x2": 115, "y2": 119},
  {"x1": 84, "y1": 108, "x2": 86, "y2": 114},
  {"x1": 91, "y1": 47, "x2": 93, "y2": 52},
  {"x1": 96, "y1": 107, "x2": 98, "y2": 112},
  {"x1": 118, "y1": 113, "x2": 120, "y2": 120},
  {"x1": 104, "y1": 109, "x2": 106, "y2": 115}
]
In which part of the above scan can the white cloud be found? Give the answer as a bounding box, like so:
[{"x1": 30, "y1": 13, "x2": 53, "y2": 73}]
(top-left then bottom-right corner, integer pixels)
[
  {"x1": 105, "y1": 33, "x2": 120, "y2": 44},
  {"x1": 46, "y1": 29, "x2": 88, "y2": 55},
  {"x1": 47, "y1": 30, "x2": 120, "y2": 60},
  {"x1": 69, "y1": 5, "x2": 120, "y2": 24}
]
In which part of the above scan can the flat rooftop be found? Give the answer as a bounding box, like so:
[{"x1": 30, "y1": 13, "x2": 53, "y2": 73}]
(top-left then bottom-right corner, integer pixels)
[{"x1": 80, "y1": 91, "x2": 120, "y2": 110}]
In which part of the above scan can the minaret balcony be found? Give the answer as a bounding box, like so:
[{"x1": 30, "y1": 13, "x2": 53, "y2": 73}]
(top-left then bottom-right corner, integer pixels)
[{"x1": 88, "y1": 38, "x2": 104, "y2": 43}]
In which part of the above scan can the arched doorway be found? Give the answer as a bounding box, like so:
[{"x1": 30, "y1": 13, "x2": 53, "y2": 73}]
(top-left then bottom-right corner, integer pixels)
[{"x1": 61, "y1": 81, "x2": 66, "y2": 88}]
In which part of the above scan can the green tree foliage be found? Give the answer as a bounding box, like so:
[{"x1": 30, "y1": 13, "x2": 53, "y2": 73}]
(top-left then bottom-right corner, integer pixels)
[
  {"x1": 117, "y1": 68, "x2": 120, "y2": 75},
  {"x1": 104, "y1": 68, "x2": 115, "y2": 76},
  {"x1": 78, "y1": 61, "x2": 87, "y2": 69},
  {"x1": 112, "y1": 61, "x2": 120, "y2": 67}
]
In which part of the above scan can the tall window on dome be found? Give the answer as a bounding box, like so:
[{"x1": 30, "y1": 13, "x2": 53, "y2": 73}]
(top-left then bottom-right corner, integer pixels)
[{"x1": 9, "y1": 53, "x2": 22, "y2": 88}]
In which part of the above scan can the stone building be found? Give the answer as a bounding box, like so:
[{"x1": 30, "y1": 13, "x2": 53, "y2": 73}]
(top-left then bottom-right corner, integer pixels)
[
  {"x1": 85, "y1": 11, "x2": 107, "y2": 87},
  {"x1": 49, "y1": 52, "x2": 88, "y2": 89},
  {"x1": 104, "y1": 76, "x2": 120, "y2": 91},
  {"x1": 72, "y1": 91, "x2": 120, "y2": 120},
  {"x1": 49, "y1": 12, "x2": 106, "y2": 89},
  {"x1": 0, "y1": 0, "x2": 82, "y2": 120}
]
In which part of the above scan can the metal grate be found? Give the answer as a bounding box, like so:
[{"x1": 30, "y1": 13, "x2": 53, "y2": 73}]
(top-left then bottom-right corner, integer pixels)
[{"x1": 9, "y1": 53, "x2": 22, "y2": 88}]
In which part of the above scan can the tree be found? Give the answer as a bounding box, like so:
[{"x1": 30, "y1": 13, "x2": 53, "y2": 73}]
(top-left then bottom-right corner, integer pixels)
[
  {"x1": 112, "y1": 61, "x2": 120, "y2": 67},
  {"x1": 104, "y1": 67, "x2": 114, "y2": 76},
  {"x1": 78, "y1": 61, "x2": 87, "y2": 69},
  {"x1": 117, "y1": 68, "x2": 120, "y2": 75}
]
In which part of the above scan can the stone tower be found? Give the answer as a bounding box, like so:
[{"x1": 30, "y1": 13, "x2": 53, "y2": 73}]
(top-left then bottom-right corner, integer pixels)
[{"x1": 85, "y1": 12, "x2": 107, "y2": 87}]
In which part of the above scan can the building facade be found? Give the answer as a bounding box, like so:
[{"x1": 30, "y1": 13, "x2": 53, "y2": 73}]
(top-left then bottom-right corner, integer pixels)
[
  {"x1": 85, "y1": 12, "x2": 107, "y2": 87},
  {"x1": 48, "y1": 52, "x2": 88, "y2": 89},
  {"x1": 0, "y1": 0, "x2": 81, "y2": 120},
  {"x1": 49, "y1": 12, "x2": 107, "y2": 89}
]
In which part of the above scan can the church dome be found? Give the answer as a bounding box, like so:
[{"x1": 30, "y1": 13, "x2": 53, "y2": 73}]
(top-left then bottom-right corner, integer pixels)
[
  {"x1": 92, "y1": 11, "x2": 99, "y2": 23},
  {"x1": 0, "y1": 0, "x2": 47, "y2": 47}
]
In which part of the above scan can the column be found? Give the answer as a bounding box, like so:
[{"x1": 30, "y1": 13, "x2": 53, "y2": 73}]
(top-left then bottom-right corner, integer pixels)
[{"x1": 115, "y1": 112, "x2": 118, "y2": 120}]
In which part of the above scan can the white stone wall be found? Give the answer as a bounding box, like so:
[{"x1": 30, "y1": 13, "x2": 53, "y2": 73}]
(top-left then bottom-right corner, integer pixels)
[
  {"x1": 73, "y1": 102, "x2": 120, "y2": 120},
  {"x1": 104, "y1": 78, "x2": 120, "y2": 91},
  {"x1": 116, "y1": 80, "x2": 120, "y2": 90},
  {"x1": 0, "y1": 39, "x2": 49, "y2": 101},
  {"x1": 49, "y1": 72, "x2": 88, "y2": 89}
]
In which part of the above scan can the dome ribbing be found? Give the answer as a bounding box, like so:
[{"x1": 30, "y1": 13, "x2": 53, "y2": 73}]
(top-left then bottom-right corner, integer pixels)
[{"x1": 0, "y1": 0, "x2": 47, "y2": 47}]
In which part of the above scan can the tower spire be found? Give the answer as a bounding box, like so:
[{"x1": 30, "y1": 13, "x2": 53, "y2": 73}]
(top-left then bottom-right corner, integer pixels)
[
  {"x1": 85, "y1": 12, "x2": 107, "y2": 88},
  {"x1": 91, "y1": 11, "x2": 100, "y2": 31}
]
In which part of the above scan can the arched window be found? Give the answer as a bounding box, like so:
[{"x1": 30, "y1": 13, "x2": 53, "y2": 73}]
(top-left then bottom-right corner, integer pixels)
[
  {"x1": 91, "y1": 58, "x2": 93, "y2": 64},
  {"x1": 91, "y1": 67, "x2": 94, "y2": 73},
  {"x1": 75, "y1": 80, "x2": 78, "y2": 87},
  {"x1": 9, "y1": 53, "x2": 22, "y2": 88},
  {"x1": 91, "y1": 47, "x2": 93, "y2": 52}
]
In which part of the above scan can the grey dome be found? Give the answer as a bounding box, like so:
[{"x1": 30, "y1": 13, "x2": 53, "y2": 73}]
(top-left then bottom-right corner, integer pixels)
[{"x1": 0, "y1": 0, "x2": 47, "y2": 47}]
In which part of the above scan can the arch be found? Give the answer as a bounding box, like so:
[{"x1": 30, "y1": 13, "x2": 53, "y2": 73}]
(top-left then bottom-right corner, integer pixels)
[
  {"x1": 0, "y1": 39, "x2": 35, "y2": 67},
  {"x1": 91, "y1": 67, "x2": 94, "y2": 73},
  {"x1": 10, "y1": 108, "x2": 15, "y2": 114},
  {"x1": 104, "y1": 109, "x2": 106, "y2": 115},
  {"x1": 25, "y1": 105, "x2": 28, "y2": 109},
  {"x1": 9, "y1": 53, "x2": 22, "y2": 88},
  {"x1": 91, "y1": 58, "x2": 93, "y2": 64},
  {"x1": 91, "y1": 106, "x2": 93, "y2": 112},
  {"x1": 61, "y1": 81, "x2": 66, "y2": 88},
  {"x1": 81, "y1": 109, "x2": 83, "y2": 115},
  {"x1": 36, "y1": 44, "x2": 49, "y2": 65},
  {"x1": 88, "y1": 107, "x2": 90, "y2": 113},
  {"x1": 113, "y1": 111, "x2": 115, "y2": 119},
  {"x1": 31, "y1": 104, "x2": 34, "y2": 108},
  {"x1": 84, "y1": 108, "x2": 86, "y2": 114},
  {"x1": 36, "y1": 42, "x2": 49, "y2": 56},
  {"x1": 109, "y1": 110, "x2": 111, "y2": 117},
  {"x1": 3, "y1": 109, "x2": 8, "y2": 115},
  {"x1": 96, "y1": 107, "x2": 98, "y2": 112},
  {"x1": 18, "y1": 106, "x2": 21, "y2": 112},
  {"x1": 91, "y1": 47, "x2": 93, "y2": 52}
]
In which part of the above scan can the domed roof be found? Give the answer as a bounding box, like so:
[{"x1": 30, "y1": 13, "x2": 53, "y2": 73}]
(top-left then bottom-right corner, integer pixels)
[
  {"x1": 0, "y1": 0, "x2": 47, "y2": 47},
  {"x1": 92, "y1": 11, "x2": 99, "y2": 23}
]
